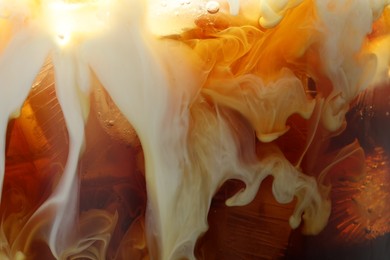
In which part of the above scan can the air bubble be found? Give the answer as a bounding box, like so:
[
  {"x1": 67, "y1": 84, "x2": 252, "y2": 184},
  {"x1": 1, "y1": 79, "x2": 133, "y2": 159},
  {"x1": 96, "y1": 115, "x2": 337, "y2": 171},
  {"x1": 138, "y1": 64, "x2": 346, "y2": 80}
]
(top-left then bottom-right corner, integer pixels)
[
  {"x1": 206, "y1": 1, "x2": 220, "y2": 14},
  {"x1": 104, "y1": 120, "x2": 115, "y2": 127},
  {"x1": 365, "y1": 227, "x2": 372, "y2": 234},
  {"x1": 160, "y1": 1, "x2": 167, "y2": 7}
]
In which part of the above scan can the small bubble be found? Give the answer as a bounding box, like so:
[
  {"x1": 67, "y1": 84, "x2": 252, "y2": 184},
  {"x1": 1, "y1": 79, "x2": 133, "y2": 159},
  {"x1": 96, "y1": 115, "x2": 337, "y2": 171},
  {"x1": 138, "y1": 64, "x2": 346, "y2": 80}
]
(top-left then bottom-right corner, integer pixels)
[
  {"x1": 206, "y1": 1, "x2": 220, "y2": 14},
  {"x1": 179, "y1": 0, "x2": 191, "y2": 5},
  {"x1": 105, "y1": 120, "x2": 114, "y2": 127},
  {"x1": 160, "y1": 1, "x2": 167, "y2": 7},
  {"x1": 365, "y1": 227, "x2": 372, "y2": 234},
  {"x1": 386, "y1": 111, "x2": 389, "y2": 116}
]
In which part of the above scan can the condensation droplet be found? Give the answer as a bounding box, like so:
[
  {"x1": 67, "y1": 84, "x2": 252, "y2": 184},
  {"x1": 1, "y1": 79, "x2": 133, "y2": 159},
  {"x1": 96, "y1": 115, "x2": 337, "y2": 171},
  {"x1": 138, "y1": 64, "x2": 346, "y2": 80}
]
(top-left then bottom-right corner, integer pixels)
[{"x1": 206, "y1": 1, "x2": 220, "y2": 14}]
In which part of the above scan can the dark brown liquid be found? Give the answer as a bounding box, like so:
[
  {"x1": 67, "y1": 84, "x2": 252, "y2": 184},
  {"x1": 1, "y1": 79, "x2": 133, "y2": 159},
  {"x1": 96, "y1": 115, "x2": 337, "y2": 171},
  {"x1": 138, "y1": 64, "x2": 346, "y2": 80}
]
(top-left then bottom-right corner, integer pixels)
[{"x1": 3, "y1": 75, "x2": 390, "y2": 259}]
